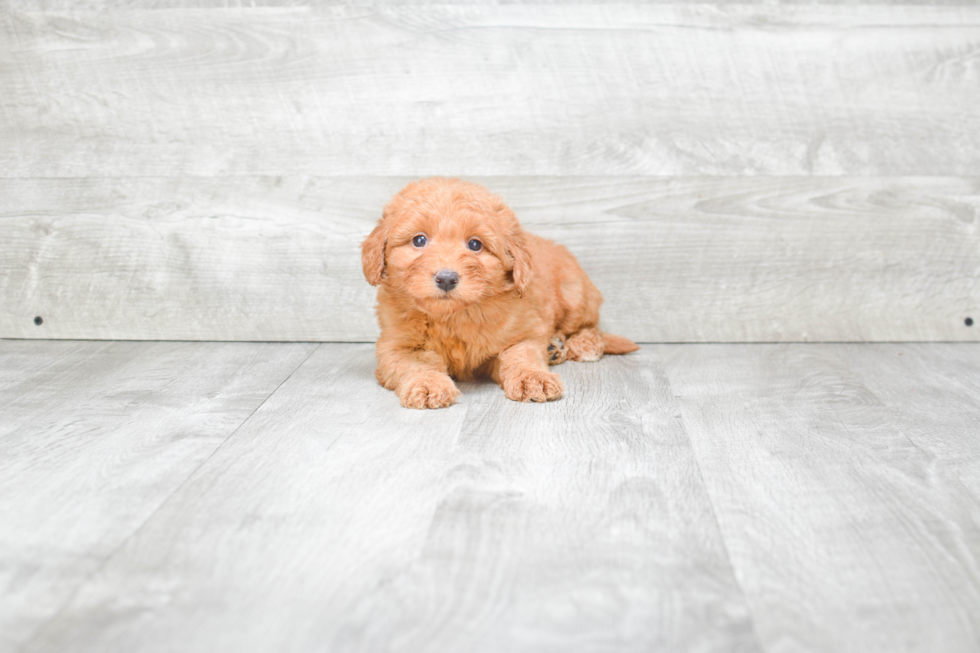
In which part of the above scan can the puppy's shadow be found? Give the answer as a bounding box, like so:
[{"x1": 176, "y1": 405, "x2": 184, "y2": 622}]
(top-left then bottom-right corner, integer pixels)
[
  {"x1": 453, "y1": 376, "x2": 570, "y2": 412},
  {"x1": 454, "y1": 379, "x2": 501, "y2": 404}
]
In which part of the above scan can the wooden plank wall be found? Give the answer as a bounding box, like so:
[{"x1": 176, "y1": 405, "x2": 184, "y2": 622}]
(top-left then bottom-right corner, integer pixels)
[{"x1": 1, "y1": 2, "x2": 978, "y2": 341}]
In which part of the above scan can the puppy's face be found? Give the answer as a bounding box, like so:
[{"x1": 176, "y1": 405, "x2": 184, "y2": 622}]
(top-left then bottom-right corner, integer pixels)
[{"x1": 362, "y1": 179, "x2": 530, "y2": 316}]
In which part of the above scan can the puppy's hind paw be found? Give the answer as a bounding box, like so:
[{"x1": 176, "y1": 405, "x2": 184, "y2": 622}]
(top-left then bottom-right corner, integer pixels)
[
  {"x1": 504, "y1": 370, "x2": 564, "y2": 403},
  {"x1": 547, "y1": 334, "x2": 567, "y2": 366},
  {"x1": 566, "y1": 328, "x2": 604, "y2": 362},
  {"x1": 398, "y1": 373, "x2": 460, "y2": 409}
]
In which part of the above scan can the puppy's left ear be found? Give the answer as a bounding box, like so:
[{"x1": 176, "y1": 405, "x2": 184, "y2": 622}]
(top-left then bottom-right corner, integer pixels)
[
  {"x1": 507, "y1": 229, "x2": 532, "y2": 298},
  {"x1": 361, "y1": 219, "x2": 388, "y2": 286}
]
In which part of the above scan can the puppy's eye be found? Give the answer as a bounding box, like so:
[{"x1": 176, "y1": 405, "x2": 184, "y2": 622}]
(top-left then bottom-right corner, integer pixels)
[
  {"x1": 412, "y1": 234, "x2": 427, "y2": 248},
  {"x1": 467, "y1": 238, "x2": 482, "y2": 252}
]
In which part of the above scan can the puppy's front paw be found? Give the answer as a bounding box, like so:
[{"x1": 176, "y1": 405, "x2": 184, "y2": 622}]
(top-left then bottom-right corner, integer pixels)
[
  {"x1": 503, "y1": 370, "x2": 564, "y2": 403},
  {"x1": 398, "y1": 373, "x2": 460, "y2": 409}
]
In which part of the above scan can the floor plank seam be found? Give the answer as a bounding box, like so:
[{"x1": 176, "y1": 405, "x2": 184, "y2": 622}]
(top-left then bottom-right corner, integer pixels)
[
  {"x1": 660, "y1": 360, "x2": 769, "y2": 653},
  {"x1": 16, "y1": 343, "x2": 323, "y2": 652}
]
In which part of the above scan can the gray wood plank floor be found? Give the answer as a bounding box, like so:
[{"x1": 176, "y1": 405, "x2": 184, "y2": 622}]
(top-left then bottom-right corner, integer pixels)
[
  {"x1": 3, "y1": 340, "x2": 978, "y2": 653},
  {"x1": 0, "y1": 341, "x2": 318, "y2": 652}
]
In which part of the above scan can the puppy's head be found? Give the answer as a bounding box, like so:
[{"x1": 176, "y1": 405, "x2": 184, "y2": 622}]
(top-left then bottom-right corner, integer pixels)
[{"x1": 362, "y1": 178, "x2": 530, "y2": 316}]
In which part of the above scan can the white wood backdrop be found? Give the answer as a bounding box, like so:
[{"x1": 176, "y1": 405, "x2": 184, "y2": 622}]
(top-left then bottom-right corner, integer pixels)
[
  {"x1": 1, "y1": 2, "x2": 978, "y2": 341},
  {"x1": 3, "y1": 176, "x2": 978, "y2": 341}
]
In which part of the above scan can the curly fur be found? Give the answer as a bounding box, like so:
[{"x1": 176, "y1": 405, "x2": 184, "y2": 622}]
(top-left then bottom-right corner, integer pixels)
[{"x1": 362, "y1": 177, "x2": 639, "y2": 409}]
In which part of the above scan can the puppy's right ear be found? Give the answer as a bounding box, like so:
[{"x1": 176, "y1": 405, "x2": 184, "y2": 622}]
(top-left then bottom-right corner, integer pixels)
[
  {"x1": 507, "y1": 229, "x2": 532, "y2": 298},
  {"x1": 361, "y1": 219, "x2": 388, "y2": 286}
]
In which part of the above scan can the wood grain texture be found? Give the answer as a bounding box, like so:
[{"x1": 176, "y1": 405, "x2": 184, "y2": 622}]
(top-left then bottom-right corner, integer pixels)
[
  {"x1": 833, "y1": 343, "x2": 980, "y2": 504},
  {"x1": 20, "y1": 344, "x2": 758, "y2": 653},
  {"x1": 2, "y1": 4, "x2": 979, "y2": 177},
  {"x1": 2, "y1": 176, "x2": 977, "y2": 342},
  {"x1": 0, "y1": 339, "x2": 317, "y2": 652},
  {"x1": 6, "y1": 341, "x2": 979, "y2": 652},
  {"x1": 660, "y1": 343, "x2": 980, "y2": 653},
  {"x1": 10, "y1": 1, "x2": 980, "y2": 8}
]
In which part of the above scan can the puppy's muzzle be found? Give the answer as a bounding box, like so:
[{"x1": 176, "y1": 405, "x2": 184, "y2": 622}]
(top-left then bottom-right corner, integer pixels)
[{"x1": 434, "y1": 269, "x2": 459, "y2": 293}]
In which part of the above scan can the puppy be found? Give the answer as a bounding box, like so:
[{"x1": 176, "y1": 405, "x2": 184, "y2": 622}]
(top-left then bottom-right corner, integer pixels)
[{"x1": 361, "y1": 178, "x2": 638, "y2": 409}]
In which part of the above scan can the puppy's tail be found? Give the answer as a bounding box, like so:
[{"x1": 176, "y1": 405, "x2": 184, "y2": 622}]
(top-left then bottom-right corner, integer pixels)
[{"x1": 602, "y1": 332, "x2": 640, "y2": 355}]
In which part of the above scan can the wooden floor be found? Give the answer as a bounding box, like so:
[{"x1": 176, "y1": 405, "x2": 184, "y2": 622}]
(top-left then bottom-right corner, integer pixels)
[{"x1": 2, "y1": 340, "x2": 978, "y2": 653}]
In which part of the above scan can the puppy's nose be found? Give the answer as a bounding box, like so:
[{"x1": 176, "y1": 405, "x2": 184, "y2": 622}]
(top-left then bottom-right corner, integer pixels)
[{"x1": 434, "y1": 269, "x2": 459, "y2": 292}]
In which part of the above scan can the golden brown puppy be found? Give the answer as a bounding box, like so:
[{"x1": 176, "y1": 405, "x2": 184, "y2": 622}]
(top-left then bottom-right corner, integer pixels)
[{"x1": 362, "y1": 178, "x2": 638, "y2": 409}]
